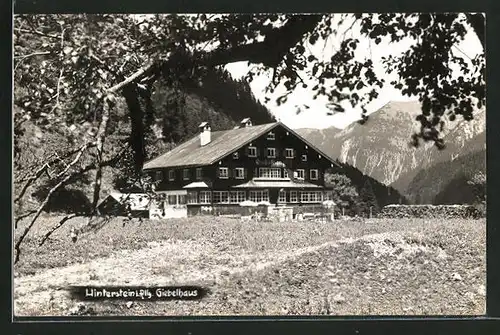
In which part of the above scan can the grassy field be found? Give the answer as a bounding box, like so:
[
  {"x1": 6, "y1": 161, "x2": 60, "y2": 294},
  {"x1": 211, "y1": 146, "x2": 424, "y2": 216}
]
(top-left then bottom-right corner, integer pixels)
[{"x1": 14, "y1": 215, "x2": 486, "y2": 316}]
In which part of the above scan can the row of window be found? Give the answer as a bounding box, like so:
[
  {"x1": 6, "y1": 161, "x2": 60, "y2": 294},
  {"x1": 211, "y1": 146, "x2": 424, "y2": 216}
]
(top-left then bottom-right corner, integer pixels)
[
  {"x1": 187, "y1": 191, "x2": 248, "y2": 204},
  {"x1": 218, "y1": 167, "x2": 246, "y2": 179},
  {"x1": 218, "y1": 167, "x2": 318, "y2": 180},
  {"x1": 155, "y1": 167, "x2": 320, "y2": 182},
  {"x1": 155, "y1": 168, "x2": 204, "y2": 182},
  {"x1": 279, "y1": 190, "x2": 324, "y2": 203},
  {"x1": 185, "y1": 190, "x2": 264, "y2": 204},
  {"x1": 178, "y1": 190, "x2": 327, "y2": 205},
  {"x1": 238, "y1": 147, "x2": 307, "y2": 161}
]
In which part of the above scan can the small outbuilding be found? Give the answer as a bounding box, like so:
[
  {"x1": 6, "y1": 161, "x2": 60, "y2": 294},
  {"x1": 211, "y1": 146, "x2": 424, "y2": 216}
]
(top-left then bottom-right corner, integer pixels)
[{"x1": 97, "y1": 192, "x2": 150, "y2": 218}]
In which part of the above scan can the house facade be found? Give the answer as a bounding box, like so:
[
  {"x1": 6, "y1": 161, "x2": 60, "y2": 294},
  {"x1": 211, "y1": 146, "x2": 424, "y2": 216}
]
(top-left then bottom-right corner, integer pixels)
[{"x1": 142, "y1": 118, "x2": 341, "y2": 219}]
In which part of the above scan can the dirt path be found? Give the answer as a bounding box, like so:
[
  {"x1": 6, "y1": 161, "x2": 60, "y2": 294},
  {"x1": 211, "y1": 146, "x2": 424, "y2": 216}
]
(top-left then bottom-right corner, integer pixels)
[{"x1": 14, "y1": 231, "x2": 401, "y2": 316}]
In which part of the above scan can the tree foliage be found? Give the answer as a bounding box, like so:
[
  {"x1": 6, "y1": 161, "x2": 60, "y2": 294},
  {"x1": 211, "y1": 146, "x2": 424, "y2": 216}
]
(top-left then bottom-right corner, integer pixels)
[
  {"x1": 13, "y1": 13, "x2": 484, "y2": 261},
  {"x1": 14, "y1": 14, "x2": 485, "y2": 161},
  {"x1": 324, "y1": 172, "x2": 359, "y2": 214},
  {"x1": 324, "y1": 164, "x2": 407, "y2": 217},
  {"x1": 357, "y1": 179, "x2": 380, "y2": 217},
  {"x1": 336, "y1": 162, "x2": 408, "y2": 207}
]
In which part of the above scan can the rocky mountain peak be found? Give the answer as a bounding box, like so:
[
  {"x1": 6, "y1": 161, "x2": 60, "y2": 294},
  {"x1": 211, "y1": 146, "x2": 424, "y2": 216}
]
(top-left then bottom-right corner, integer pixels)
[{"x1": 297, "y1": 100, "x2": 486, "y2": 198}]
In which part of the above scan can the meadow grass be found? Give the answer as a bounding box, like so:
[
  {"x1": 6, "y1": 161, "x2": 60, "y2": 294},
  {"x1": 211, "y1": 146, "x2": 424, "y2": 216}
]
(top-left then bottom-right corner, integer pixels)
[
  {"x1": 14, "y1": 215, "x2": 485, "y2": 316},
  {"x1": 14, "y1": 214, "x2": 483, "y2": 276}
]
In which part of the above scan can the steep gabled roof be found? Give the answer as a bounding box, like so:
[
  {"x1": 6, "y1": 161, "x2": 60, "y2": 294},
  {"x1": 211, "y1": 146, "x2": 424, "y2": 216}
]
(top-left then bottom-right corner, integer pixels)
[
  {"x1": 143, "y1": 122, "x2": 341, "y2": 170},
  {"x1": 143, "y1": 123, "x2": 277, "y2": 169}
]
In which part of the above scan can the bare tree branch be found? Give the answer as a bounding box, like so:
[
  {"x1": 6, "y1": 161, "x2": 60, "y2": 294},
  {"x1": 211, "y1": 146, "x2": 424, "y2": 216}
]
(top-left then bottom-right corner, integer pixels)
[
  {"x1": 341, "y1": 16, "x2": 359, "y2": 42},
  {"x1": 53, "y1": 142, "x2": 93, "y2": 180},
  {"x1": 14, "y1": 164, "x2": 50, "y2": 204},
  {"x1": 15, "y1": 172, "x2": 76, "y2": 264},
  {"x1": 107, "y1": 62, "x2": 158, "y2": 93},
  {"x1": 14, "y1": 51, "x2": 52, "y2": 60},
  {"x1": 14, "y1": 141, "x2": 97, "y2": 204},
  {"x1": 105, "y1": 15, "x2": 322, "y2": 95},
  {"x1": 14, "y1": 51, "x2": 53, "y2": 72},
  {"x1": 14, "y1": 27, "x2": 59, "y2": 39},
  {"x1": 14, "y1": 146, "x2": 127, "y2": 263},
  {"x1": 14, "y1": 210, "x2": 37, "y2": 229},
  {"x1": 39, "y1": 213, "x2": 78, "y2": 246}
]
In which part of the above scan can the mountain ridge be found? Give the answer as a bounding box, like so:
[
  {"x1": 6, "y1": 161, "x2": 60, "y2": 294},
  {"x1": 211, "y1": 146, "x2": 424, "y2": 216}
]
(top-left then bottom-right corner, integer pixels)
[{"x1": 297, "y1": 100, "x2": 486, "y2": 204}]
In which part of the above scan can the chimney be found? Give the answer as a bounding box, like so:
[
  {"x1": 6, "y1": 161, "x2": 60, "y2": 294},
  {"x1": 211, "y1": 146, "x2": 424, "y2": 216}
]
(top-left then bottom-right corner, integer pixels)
[
  {"x1": 240, "y1": 118, "x2": 252, "y2": 128},
  {"x1": 199, "y1": 122, "x2": 211, "y2": 146}
]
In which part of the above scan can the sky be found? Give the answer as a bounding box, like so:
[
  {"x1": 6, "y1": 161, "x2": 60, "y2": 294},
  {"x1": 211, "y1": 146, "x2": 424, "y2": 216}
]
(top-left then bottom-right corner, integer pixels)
[{"x1": 224, "y1": 15, "x2": 484, "y2": 130}]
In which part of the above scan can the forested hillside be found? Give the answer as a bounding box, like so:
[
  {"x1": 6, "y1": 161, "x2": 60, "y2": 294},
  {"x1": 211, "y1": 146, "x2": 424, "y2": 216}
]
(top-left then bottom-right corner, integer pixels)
[
  {"x1": 327, "y1": 162, "x2": 408, "y2": 217},
  {"x1": 150, "y1": 68, "x2": 276, "y2": 145},
  {"x1": 15, "y1": 69, "x2": 275, "y2": 212},
  {"x1": 405, "y1": 149, "x2": 486, "y2": 205}
]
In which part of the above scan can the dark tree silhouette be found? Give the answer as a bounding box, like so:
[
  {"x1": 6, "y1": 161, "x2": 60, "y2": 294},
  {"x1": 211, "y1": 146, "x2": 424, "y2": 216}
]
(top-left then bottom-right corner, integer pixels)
[{"x1": 358, "y1": 179, "x2": 380, "y2": 217}]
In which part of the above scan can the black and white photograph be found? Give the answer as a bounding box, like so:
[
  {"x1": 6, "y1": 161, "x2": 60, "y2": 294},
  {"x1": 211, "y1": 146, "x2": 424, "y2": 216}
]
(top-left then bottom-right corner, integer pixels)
[{"x1": 13, "y1": 13, "x2": 486, "y2": 317}]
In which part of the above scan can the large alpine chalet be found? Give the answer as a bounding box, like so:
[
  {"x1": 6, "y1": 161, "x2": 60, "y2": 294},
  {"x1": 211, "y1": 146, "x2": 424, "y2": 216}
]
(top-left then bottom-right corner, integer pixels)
[{"x1": 142, "y1": 118, "x2": 340, "y2": 219}]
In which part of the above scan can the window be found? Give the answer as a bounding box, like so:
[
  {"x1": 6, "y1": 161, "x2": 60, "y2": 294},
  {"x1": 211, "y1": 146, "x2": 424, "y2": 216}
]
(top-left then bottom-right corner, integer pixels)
[
  {"x1": 267, "y1": 147, "x2": 276, "y2": 158},
  {"x1": 155, "y1": 171, "x2": 163, "y2": 182},
  {"x1": 324, "y1": 191, "x2": 334, "y2": 201},
  {"x1": 218, "y1": 167, "x2": 229, "y2": 179},
  {"x1": 300, "y1": 191, "x2": 322, "y2": 203},
  {"x1": 283, "y1": 169, "x2": 289, "y2": 178},
  {"x1": 168, "y1": 195, "x2": 177, "y2": 205},
  {"x1": 183, "y1": 169, "x2": 190, "y2": 180},
  {"x1": 259, "y1": 167, "x2": 281, "y2": 179},
  {"x1": 187, "y1": 191, "x2": 198, "y2": 204},
  {"x1": 248, "y1": 146, "x2": 257, "y2": 157},
  {"x1": 301, "y1": 154, "x2": 308, "y2": 162},
  {"x1": 310, "y1": 169, "x2": 319, "y2": 180},
  {"x1": 213, "y1": 191, "x2": 229, "y2": 203},
  {"x1": 233, "y1": 152, "x2": 239, "y2": 159},
  {"x1": 295, "y1": 169, "x2": 305, "y2": 180},
  {"x1": 230, "y1": 191, "x2": 246, "y2": 203},
  {"x1": 249, "y1": 190, "x2": 270, "y2": 202},
  {"x1": 278, "y1": 190, "x2": 286, "y2": 203},
  {"x1": 168, "y1": 170, "x2": 175, "y2": 181},
  {"x1": 285, "y1": 148, "x2": 294, "y2": 158},
  {"x1": 196, "y1": 168, "x2": 203, "y2": 180},
  {"x1": 199, "y1": 191, "x2": 212, "y2": 204},
  {"x1": 178, "y1": 194, "x2": 187, "y2": 205},
  {"x1": 290, "y1": 191, "x2": 298, "y2": 203},
  {"x1": 234, "y1": 168, "x2": 245, "y2": 179},
  {"x1": 267, "y1": 131, "x2": 276, "y2": 140}
]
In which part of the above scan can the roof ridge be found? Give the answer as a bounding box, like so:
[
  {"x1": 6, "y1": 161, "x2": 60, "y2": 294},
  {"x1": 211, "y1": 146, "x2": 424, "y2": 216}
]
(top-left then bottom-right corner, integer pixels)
[
  {"x1": 207, "y1": 122, "x2": 280, "y2": 165},
  {"x1": 143, "y1": 122, "x2": 279, "y2": 168},
  {"x1": 142, "y1": 121, "x2": 341, "y2": 170}
]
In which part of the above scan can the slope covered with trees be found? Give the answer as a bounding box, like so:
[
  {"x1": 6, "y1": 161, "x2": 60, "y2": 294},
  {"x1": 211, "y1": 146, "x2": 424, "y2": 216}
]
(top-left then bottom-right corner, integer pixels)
[
  {"x1": 17, "y1": 70, "x2": 275, "y2": 208},
  {"x1": 405, "y1": 149, "x2": 485, "y2": 205},
  {"x1": 325, "y1": 162, "x2": 408, "y2": 217}
]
